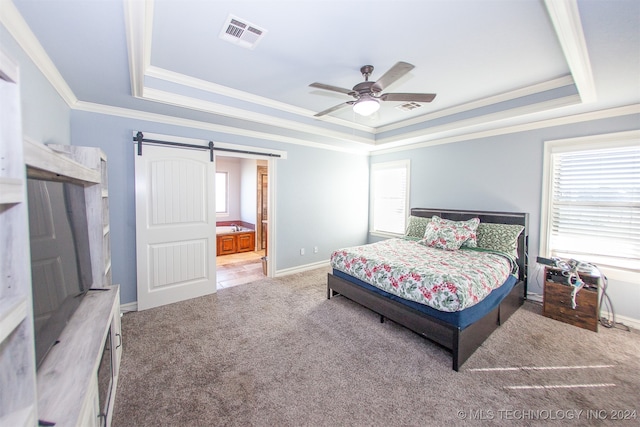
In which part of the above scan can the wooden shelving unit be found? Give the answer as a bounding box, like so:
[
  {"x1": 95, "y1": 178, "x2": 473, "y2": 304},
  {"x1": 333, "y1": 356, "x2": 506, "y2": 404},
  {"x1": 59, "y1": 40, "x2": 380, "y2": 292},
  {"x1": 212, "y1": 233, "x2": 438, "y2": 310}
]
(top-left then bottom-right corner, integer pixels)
[
  {"x1": 0, "y1": 48, "x2": 38, "y2": 427},
  {"x1": 36, "y1": 287, "x2": 120, "y2": 426},
  {"x1": 47, "y1": 144, "x2": 112, "y2": 288},
  {"x1": 35, "y1": 143, "x2": 119, "y2": 425}
]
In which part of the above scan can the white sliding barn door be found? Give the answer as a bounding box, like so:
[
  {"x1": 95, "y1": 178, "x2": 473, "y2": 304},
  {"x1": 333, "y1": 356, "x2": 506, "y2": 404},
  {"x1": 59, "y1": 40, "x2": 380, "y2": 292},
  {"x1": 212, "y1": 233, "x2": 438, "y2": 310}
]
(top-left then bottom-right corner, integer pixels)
[{"x1": 135, "y1": 144, "x2": 217, "y2": 311}]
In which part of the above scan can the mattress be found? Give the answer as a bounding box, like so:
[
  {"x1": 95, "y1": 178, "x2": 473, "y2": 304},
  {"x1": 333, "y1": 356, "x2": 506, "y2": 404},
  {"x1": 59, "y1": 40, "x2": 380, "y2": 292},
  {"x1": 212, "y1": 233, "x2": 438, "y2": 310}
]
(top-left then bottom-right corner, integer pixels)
[
  {"x1": 330, "y1": 238, "x2": 518, "y2": 313},
  {"x1": 332, "y1": 268, "x2": 517, "y2": 330}
]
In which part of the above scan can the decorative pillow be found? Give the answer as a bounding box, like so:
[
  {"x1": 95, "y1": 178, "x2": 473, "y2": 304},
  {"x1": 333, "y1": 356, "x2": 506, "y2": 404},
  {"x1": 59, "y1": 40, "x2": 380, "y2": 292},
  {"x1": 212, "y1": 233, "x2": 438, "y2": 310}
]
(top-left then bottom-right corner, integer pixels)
[
  {"x1": 476, "y1": 223, "x2": 525, "y2": 257},
  {"x1": 405, "y1": 215, "x2": 431, "y2": 238},
  {"x1": 420, "y1": 216, "x2": 480, "y2": 250}
]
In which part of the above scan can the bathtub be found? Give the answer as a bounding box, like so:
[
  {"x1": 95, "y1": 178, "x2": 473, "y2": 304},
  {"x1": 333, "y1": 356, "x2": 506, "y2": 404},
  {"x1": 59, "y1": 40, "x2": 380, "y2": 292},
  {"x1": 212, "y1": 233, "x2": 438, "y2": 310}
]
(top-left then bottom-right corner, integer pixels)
[{"x1": 216, "y1": 226, "x2": 252, "y2": 234}]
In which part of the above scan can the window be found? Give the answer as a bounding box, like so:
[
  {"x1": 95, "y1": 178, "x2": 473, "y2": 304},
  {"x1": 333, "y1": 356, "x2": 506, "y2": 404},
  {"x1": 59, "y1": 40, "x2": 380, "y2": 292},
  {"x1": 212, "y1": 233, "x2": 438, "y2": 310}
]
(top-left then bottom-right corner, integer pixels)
[
  {"x1": 215, "y1": 172, "x2": 228, "y2": 214},
  {"x1": 370, "y1": 160, "x2": 410, "y2": 235},
  {"x1": 540, "y1": 130, "x2": 640, "y2": 281}
]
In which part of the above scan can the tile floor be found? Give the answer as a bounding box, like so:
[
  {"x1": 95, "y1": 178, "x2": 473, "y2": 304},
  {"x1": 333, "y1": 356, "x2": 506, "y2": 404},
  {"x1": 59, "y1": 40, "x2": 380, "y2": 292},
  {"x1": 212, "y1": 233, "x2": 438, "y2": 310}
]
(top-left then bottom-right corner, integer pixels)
[{"x1": 216, "y1": 250, "x2": 266, "y2": 289}]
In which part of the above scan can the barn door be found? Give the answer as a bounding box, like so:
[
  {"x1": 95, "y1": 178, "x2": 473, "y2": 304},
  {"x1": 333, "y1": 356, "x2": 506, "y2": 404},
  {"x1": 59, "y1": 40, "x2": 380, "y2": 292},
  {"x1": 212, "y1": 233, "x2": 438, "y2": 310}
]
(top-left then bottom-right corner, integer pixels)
[{"x1": 134, "y1": 143, "x2": 217, "y2": 311}]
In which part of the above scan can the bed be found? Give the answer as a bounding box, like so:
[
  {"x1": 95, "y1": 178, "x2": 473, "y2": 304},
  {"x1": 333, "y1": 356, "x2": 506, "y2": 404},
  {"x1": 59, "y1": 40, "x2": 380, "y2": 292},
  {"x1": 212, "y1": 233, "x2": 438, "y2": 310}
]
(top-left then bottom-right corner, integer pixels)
[{"x1": 327, "y1": 208, "x2": 529, "y2": 371}]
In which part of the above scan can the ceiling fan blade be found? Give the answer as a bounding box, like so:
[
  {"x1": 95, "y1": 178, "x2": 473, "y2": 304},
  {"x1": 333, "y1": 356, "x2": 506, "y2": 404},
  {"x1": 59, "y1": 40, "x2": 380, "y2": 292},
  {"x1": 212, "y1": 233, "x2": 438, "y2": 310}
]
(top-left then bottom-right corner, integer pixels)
[
  {"x1": 309, "y1": 82, "x2": 354, "y2": 95},
  {"x1": 371, "y1": 61, "x2": 414, "y2": 93},
  {"x1": 380, "y1": 93, "x2": 437, "y2": 103},
  {"x1": 314, "y1": 101, "x2": 353, "y2": 117}
]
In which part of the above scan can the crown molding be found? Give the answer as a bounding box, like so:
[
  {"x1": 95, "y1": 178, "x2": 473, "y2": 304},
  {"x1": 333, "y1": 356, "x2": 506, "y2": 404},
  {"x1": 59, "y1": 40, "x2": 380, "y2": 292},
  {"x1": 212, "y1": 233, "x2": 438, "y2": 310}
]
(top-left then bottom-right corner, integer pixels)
[
  {"x1": 124, "y1": 0, "x2": 375, "y2": 135},
  {"x1": 73, "y1": 100, "x2": 371, "y2": 155},
  {"x1": 0, "y1": 0, "x2": 77, "y2": 106},
  {"x1": 123, "y1": 0, "x2": 151, "y2": 98},
  {"x1": 146, "y1": 66, "x2": 304, "y2": 117},
  {"x1": 75, "y1": 99, "x2": 638, "y2": 158},
  {"x1": 142, "y1": 66, "x2": 374, "y2": 134},
  {"x1": 142, "y1": 86, "x2": 375, "y2": 147},
  {"x1": 5, "y1": 0, "x2": 625, "y2": 157},
  {"x1": 545, "y1": 129, "x2": 640, "y2": 152},
  {"x1": 146, "y1": 65, "x2": 310, "y2": 114},
  {"x1": 121, "y1": 0, "x2": 376, "y2": 136},
  {"x1": 0, "y1": 47, "x2": 19, "y2": 83},
  {"x1": 376, "y1": 75, "x2": 575, "y2": 134},
  {"x1": 375, "y1": 94, "x2": 582, "y2": 148},
  {"x1": 544, "y1": 0, "x2": 596, "y2": 103},
  {"x1": 145, "y1": 65, "x2": 375, "y2": 134},
  {"x1": 370, "y1": 104, "x2": 640, "y2": 155}
]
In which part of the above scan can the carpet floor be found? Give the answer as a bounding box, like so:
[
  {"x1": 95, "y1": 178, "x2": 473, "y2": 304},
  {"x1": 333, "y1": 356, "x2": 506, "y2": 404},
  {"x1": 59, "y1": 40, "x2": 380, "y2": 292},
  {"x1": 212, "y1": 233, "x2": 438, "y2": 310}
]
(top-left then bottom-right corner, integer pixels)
[{"x1": 112, "y1": 267, "x2": 640, "y2": 426}]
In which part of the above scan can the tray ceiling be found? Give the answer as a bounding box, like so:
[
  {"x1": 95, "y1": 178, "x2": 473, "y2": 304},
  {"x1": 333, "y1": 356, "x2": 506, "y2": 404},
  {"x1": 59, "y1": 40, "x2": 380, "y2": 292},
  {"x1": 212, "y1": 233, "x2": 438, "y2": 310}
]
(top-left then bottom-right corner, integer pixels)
[{"x1": 4, "y1": 0, "x2": 639, "y2": 152}]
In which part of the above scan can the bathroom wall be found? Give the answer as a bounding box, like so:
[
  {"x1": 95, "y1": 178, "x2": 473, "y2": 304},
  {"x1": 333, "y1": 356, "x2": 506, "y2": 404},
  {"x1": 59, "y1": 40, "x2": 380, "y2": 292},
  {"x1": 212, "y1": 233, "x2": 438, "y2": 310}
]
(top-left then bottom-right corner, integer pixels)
[
  {"x1": 217, "y1": 156, "x2": 267, "y2": 230},
  {"x1": 216, "y1": 156, "x2": 241, "y2": 221},
  {"x1": 240, "y1": 158, "x2": 258, "y2": 227}
]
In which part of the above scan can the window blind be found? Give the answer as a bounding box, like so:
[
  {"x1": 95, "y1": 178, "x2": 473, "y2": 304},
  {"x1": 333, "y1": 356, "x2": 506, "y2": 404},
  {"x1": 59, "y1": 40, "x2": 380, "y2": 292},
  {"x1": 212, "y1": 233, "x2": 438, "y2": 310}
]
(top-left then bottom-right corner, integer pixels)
[{"x1": 549, "y1": 145, "x2": 640, "y2": 272}]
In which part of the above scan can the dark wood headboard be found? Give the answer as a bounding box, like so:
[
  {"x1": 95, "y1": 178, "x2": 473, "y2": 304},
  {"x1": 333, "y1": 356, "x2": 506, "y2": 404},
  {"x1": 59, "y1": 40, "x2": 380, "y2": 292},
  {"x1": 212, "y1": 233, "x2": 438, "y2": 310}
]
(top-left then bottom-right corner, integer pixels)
[{"x1": 410, "y1": 208, "x2": 529, "y2": 295}]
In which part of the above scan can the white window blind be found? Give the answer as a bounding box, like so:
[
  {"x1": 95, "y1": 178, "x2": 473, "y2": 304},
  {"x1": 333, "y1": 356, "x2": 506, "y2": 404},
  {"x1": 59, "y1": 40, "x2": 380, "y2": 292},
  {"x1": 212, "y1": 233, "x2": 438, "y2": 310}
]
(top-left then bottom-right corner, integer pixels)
[
  {"x1": 547, "y1": 143, "x2": 640, "y2": 273},
  {"x1": 371, "y1": 161, "x2": 409, "y2": 235}
]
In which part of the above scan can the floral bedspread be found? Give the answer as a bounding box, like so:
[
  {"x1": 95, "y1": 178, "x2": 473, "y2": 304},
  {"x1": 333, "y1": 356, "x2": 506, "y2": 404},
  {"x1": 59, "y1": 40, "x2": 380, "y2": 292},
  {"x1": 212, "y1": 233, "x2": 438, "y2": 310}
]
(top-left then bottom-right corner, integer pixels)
[{"x1": 330, "y1": 238, "x2": 517, "y2": 312}]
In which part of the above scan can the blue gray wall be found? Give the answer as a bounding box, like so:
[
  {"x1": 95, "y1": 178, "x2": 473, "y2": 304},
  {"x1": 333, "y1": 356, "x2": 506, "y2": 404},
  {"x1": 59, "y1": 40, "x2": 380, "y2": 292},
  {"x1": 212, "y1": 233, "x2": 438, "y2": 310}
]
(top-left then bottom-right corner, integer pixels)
[
  {"x1": 370, "y1": 114, "x2": 640, "y2": 321},
  {"x1": 70, "y1": 110, "x2": 370, "y2": 304},
  {"x1": 1, "y1": 26, "x2": 70, "y2": 145}
]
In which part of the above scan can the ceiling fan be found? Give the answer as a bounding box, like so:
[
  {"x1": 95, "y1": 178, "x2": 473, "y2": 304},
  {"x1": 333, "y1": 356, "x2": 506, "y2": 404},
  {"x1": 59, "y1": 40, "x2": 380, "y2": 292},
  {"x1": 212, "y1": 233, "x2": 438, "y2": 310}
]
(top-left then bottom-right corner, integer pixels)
[{"x1": 309, "y1": 61, "x2": 436, "y2": 117}]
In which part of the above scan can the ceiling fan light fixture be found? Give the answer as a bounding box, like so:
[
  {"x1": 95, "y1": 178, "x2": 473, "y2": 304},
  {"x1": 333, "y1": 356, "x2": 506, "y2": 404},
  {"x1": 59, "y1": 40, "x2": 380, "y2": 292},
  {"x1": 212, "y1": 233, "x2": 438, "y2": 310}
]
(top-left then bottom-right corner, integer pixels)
[{"x1": 353, "y1": 96, "x2": 380, "y2": 116}]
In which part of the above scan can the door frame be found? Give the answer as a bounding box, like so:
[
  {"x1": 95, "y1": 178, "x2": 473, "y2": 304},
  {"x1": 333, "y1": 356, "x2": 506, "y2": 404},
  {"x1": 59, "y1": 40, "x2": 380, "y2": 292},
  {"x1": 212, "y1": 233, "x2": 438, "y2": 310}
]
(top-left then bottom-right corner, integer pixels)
[
  {"x1": 214, "y1": 151, "x2": 278, "y2": 278},
  {"x1": 257, "y1": 165, "x2": 268, "y2": 252},
  {"x1": 135, "y1": 132, "x2": 284, "y2": 281}
]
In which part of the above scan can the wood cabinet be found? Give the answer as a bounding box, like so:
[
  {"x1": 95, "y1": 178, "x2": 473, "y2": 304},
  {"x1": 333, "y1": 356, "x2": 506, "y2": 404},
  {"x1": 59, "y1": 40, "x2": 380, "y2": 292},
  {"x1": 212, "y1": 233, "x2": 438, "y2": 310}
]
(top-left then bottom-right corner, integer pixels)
[
  {"x1": 218, "y1": 235, "x2": 237, "y2": 255},
  {"x1": 542, "y1": 267, "x2": 600, "y2": 332},
  {"x1": 217, "y1": 231, "x2": 255, "y2": 255},
  {"x1": 237, "y1": 232, "x2": 255, "y2": 252}
]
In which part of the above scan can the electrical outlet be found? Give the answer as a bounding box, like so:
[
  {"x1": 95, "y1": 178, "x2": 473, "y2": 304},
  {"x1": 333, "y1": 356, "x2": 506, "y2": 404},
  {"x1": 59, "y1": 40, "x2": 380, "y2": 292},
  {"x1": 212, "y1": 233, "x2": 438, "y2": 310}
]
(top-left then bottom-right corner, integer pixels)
[
  {"x1": 300, "y1": 248, "x2": 305, "y2": 255},
  {"x1": 314, "y1": 246, "x2": 318, "y2": 254}
]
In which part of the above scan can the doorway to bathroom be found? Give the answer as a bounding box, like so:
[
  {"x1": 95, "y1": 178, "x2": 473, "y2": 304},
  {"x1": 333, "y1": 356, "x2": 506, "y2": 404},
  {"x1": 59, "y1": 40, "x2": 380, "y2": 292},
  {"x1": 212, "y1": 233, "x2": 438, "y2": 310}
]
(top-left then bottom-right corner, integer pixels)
[{"x1": 215, "y1": 154, "x2": 269, "y2": 289}]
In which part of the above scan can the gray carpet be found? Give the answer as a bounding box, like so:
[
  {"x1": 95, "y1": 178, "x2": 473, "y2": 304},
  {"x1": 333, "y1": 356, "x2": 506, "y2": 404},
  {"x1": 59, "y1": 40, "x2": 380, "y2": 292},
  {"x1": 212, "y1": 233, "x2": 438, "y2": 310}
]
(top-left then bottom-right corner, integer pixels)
[{"x1": 113, "y1": 267, "x2": 640, "y2": 426}]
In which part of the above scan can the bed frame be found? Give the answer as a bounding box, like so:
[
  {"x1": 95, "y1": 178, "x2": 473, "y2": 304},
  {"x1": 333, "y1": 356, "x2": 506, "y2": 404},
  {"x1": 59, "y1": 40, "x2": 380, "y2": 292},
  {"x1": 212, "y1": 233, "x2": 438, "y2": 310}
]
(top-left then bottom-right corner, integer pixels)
[{"x1": 327, "y1": 208, "x2": 529, "y2": 371}]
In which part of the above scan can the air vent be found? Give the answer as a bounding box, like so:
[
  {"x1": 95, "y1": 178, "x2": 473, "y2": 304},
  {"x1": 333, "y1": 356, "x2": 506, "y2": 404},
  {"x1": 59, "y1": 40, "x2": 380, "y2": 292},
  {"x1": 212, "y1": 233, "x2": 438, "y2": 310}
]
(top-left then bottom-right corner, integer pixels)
[
  {"x1": 396, "y1": 102, "x2": 422, "y2": 112},
  {"x1": 219, "y1": 14, "x2": 267, "y2": 49}
]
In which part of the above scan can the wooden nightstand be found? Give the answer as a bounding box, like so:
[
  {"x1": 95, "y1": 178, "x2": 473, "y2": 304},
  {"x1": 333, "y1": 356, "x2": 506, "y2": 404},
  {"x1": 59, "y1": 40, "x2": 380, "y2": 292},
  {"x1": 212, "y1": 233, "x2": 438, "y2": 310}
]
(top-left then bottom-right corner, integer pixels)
[{"x1": 542, "y1": 267, "x2": 600, "y2": 332}]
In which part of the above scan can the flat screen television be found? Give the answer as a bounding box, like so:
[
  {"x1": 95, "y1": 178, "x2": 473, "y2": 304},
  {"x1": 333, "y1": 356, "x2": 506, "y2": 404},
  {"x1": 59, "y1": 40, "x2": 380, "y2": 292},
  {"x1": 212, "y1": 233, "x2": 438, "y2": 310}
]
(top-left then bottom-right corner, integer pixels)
[{"x1": 27, "y1": 177, "x2": 94, "y2": 368}]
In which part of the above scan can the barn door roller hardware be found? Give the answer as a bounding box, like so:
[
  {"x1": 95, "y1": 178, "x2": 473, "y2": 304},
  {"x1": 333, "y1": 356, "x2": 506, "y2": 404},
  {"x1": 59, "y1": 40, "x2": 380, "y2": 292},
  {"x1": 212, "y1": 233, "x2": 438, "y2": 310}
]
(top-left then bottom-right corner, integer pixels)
[{"x1": 134, "y1": 132, "x2": 281, "y2": 160}]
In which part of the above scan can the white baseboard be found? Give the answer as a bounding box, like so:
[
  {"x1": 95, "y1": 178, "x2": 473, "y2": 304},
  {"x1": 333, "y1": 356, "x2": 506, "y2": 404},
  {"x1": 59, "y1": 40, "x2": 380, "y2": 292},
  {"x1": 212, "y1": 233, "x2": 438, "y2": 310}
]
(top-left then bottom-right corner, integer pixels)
[
  {"x1": 118, "y1": 261, "x2": 330, "y2": 313},
  {"x1": 120, "y1": 282, "x2": 637, "y2": 331},
  {"x1": 599, "y1": 311, "x2": 639, "y2": 332},
  {"x1": 120, "y1": 301, "x2": 138, "y2": 313},
  {"x1": 274, "y1": 260, "x2": 330, "y2": 277},
  {"x1": 527, "y1": 293, "x2": 543, "y2": 303}
]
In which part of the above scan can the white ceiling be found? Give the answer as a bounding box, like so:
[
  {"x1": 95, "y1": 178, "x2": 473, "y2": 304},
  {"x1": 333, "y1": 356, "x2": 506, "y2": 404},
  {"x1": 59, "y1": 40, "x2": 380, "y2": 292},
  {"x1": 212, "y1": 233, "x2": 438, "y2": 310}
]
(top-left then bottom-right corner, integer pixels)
[{"x1": 3, "y1": 0, "x2": 639, "y2": 152}]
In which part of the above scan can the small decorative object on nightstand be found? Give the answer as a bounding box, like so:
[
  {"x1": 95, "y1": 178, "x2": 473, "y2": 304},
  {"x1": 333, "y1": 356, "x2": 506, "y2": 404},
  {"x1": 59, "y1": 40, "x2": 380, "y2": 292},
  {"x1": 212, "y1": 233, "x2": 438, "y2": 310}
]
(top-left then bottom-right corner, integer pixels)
[{"x1": 542, "y1": 266, "x2": 600, "y2": 332}]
